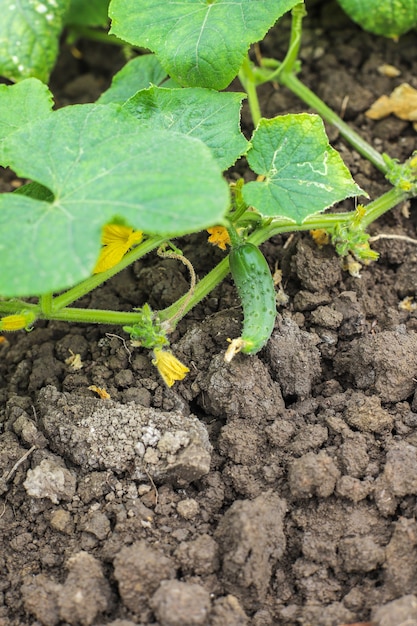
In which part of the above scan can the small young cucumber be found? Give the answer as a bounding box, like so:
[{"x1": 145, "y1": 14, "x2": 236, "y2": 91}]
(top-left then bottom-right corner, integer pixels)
[{"x1": 226, "y1": 242, "x2": 276, "y2": 361}]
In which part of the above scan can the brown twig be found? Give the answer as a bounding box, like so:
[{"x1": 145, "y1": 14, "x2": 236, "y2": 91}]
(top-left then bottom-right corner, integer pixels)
[{"x1": 3, "y1": 445, "x2": 36, "y2": 483}]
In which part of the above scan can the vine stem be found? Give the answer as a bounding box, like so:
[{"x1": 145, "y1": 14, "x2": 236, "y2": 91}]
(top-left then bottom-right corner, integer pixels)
[
  {"x1": 39, "y1": 307, "x2": 146, "y2": 325},
  {"x1": 51, "y1": 235, "x2": 166, "y2": 311},
  {"x1": 273, "y1": 2, "x2": 306, "y2": 77},
  {"x1": 238, "y1": 57, "x2": 262, "y2": 127},
  {"x1": 159, "y1": 186, "x2": 409, "y2": 326},
  {"x1": 0, "y1": 200, "x2": 410, "y2": 331},
  {"x1": 40, "y1": 293, "x2": 53, "y2": 316},
  {"x1": 0, "y1": 300, "x2": 38, "y2": 315}
]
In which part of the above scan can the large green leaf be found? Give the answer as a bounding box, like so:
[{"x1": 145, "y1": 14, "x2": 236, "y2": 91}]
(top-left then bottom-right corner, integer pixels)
[
  {"x1": 0, "y1": 79, "x2": 54, "y2": 164},
  {"x1": 108, "y1": 0, "x2": 299, "y2": 89},
  {"x1": 65, "y1": 0, "x2": 110, "y2": 27},
  {"x1": 0, "y1": 104, "x2": 229, "y2": 297},
  {"x1": 243, "y1": 114, "x2": 365, "y2": 224},
  {"x1": 0, "y1": 0, "x2": 70, "y2": 82},
  {"x1": 98, "y1": 55, "x2": 174, "y2": 105},
  {"x1": 123, "y1": 86, "x2": 248, "y2": 170},
  {"x1": 336, "y1": 0, "x2": 417, "y2": 37}
]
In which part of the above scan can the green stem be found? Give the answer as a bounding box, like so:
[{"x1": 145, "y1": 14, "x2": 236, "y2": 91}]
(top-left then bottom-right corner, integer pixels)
[
  {"x1": 40, "y1": 307, "x2": 144, "y2": 326},
  {"x1": 230, "y1": 180, "x2": 249, "y2": 224},
  {"x1": 278, "y1": 71, "x2": 388, "y2": 174},
  {"x1": 40, "y1": 293, "x2": 53, "y2": 316},
  {"x1": 159, "y1": 213, "x2": 350, "y2": 325},
  {"x1": 0, "y1": 300, "x2": 38, "y2": 315},
  {"x1": 52, "y1": 235, "x2": 166, "y2": 311},
  {"x1": 0, "y1": 191, "x2": 408, "y2": 330},
  {"x1": 238, "y1": 57, "x2": 262, "y2": 127},
  {"x1": 273, "y1": 2, "x2": 306, "y2": 77},
  {"x1": 226, "y1": 223, "x2": 242, "y2": 247},
  {"x1": 360, "y1": 186, "x2": 409, "y2": 228},
  {"x1": 159, "y1": 187, "x2": 410, "y2": 326},
  {"x1": 159, "y1": 256, "x2": 230, "y2": 324}
]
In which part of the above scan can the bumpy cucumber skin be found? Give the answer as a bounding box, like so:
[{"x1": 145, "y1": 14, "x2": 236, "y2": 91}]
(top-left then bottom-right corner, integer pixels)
[{"x1": 229, "y1": 243, "x2": 277, "y2": 354}]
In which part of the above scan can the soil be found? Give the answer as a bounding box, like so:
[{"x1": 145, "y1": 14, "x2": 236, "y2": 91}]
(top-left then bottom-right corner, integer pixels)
[{"x1": 1, "y1": 2, "x2": 417, "y2": 625}]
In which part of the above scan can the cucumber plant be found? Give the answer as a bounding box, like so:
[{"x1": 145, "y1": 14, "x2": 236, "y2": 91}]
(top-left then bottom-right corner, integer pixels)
[{"x1": 0, "y1": 0, "x2": 417, "y2": 384}]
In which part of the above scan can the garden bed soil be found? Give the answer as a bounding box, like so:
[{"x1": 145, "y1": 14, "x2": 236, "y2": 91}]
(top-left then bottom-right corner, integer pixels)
[{"x1": 1, "y1": 2, "x2": 417, "y2": 625}]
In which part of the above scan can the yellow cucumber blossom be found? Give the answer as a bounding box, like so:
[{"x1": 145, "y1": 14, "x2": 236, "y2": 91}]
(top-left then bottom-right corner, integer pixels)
[
  {"x1": 310, "y1": 229, "x2": 330, "y2": 247},
  {"x1": 207, "y1": 226, "x2": 231, "y2": 251},
  {"x1": 93, "y1": 224, "x2": 143, "y2": 274},
  {"x1": 152, "y1": 348, "x2": 190, "y2": 387},
  {"x1": 0, "y1": 311, "x2": 36, "y2": 331}
]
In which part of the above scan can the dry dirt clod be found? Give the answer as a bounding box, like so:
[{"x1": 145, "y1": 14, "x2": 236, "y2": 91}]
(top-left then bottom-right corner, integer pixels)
[
  {"x1": 334, "y1": 329, "x2": 417, "y2": 402},
  {"x1": 113, "y1": 541, "x2": 176, "y2": 617},
  {"x1": 215, "y1": 491, "x2": 286, "y2": 611},
  {"x1": 339, "y1": 535, "x2": 385, "y2": 573},
  {"x1": 23, "y1": 457, "x2": 76, "y2": 504},
  {"x1": 37, "y1": 385, "x2": 212, "y2": 486},
  {"x1": 210, "y1": 594, "x2": 248, "y2": 626},
  {"x1": 264, "y1": 314, "x2": 321, "y2": 400},
  {"x1": 150, "y1": 580, "x2": 211, "y2": 626},
  {"x1": 374, "y1": 441, "x2": 417, "y2": 516},
  {"x1": 21, "y1": 552, "x2": 111, "y2": 626},
  {"x1": 174, "y1": 533, "x2": 220, "y2": 576},
  {"x1": 383, "y1": 517, "x2": 417, "y2": 597},
  {"x1": 57, "y1": 551, "x2": 112, "y2": 626},
  {"x1": 21, "y1": 574, "x2": 62, "y2": 626},
  {"x1": 343, "y1": 392, "x2": 394, "y2": 433},
  {"x1": 288, "y1": 451, "x2": 341, "y2": 499},
  {"x1": 197, "y1": 352, "x2": 284, "y2": 420},
  {"x1": 372, "y1": 594, "x2": 417, "y2": 626}
]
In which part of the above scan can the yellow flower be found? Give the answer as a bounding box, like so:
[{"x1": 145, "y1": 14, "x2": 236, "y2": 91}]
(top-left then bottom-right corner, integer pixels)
[
  {"x1": 152, "y1": 348, "x2": 190, "y2": 387},
  {"x1": 207, "y1": 226, "x2": 231, "y2": 251},
  {"x1": 399, "y1": 180, "x2": 412, "y2": 191},
  {"x1": 93, "y1": 224, "x2": 143, "y2": 274},
  {"x1": 0, "y1": 312, "x2": 36, "y2": 331},
  {"x1": 310, "y1": 229, "x2": 330, "y2": 247}
]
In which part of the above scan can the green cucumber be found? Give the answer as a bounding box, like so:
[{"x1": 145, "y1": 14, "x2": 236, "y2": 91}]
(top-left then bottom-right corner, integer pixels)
[{"x1": 226, "y1": 242, "x2": 276, "y2": 361}]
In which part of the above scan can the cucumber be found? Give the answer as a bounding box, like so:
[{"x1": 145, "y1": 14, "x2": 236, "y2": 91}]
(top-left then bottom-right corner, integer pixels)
[
  {"x1": 336, "y1": 0, "x2": 417, "y2": 38},
  {"x1": 225, "y1": 242, "x2": 276, "y2": 361}
]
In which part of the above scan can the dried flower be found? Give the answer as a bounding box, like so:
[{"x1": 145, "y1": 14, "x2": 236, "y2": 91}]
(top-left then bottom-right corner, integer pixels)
[
  {"x1": 93, "y1": 224, "x2": 143, "y2": 273},
  {"x1": 65, "y1": 349, "x2": 83, "y2": 370},
  {"x1": 152, "y1": 348, "x2": 189, "y2": 387},
  {"x1": 88, "y1": 385, "x2": 111, "y2": 399},
  {"x1": 207, "y1": 226, "x2": 231, "y2": 251},
  {"x1": 310, "y1": 229, "x2": 330, "y2": 247}
]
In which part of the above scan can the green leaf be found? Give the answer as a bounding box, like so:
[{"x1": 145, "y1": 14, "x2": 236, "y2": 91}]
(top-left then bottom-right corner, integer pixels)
[
  {"x1": 65, "y1": 0, "x2": 110, "y2": 27},
  {"x1": 336, "y1": 0, "x2": 417, "y2": 37},
  {"x1": 98, "y1": 55, "x2": 173, "y2": 105},
  {"x1": 0, "y1": 0, "x2": 70, "y2": 82},
  {"x1": 0, "y1": 104, "x2": 229, "y2": 297},
  {"x1": 243, "y1": 114, "x2": 365, "y2": 224},
  {"x1": 123, "y1": 86, "x2": 248, "y2": 170},
  {"x1": 14, "y1": 181, "x2": 54, "y2": 202},
  {"x1": 0, "y1": 79, "x2": 54, "y2": 165},
  {"x1": 108, "y1": 0, "x2": 300, "y2": 90}
]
